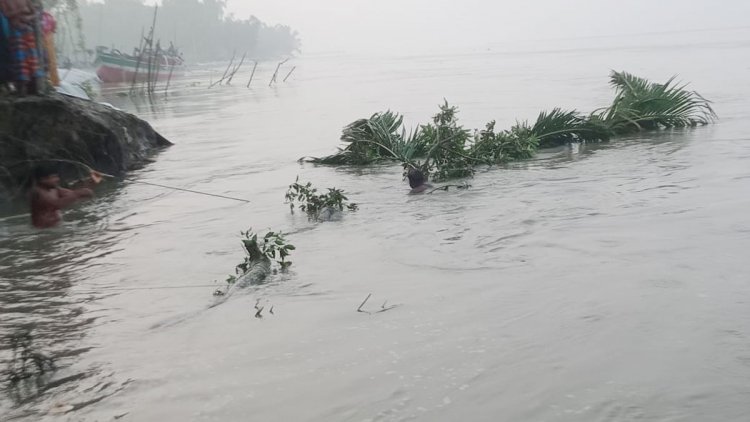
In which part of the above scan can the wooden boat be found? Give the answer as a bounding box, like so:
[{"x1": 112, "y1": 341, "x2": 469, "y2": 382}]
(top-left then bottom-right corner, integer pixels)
[{"x1": 94, "y1": 46, "x2": 184, "y2": 83}]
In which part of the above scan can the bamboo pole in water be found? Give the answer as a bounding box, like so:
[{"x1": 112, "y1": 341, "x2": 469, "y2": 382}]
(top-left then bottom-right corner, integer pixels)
[
  {"x1": 247, "y1": 61, "x2": 258, "y2": 88},
  {"x1": 144, "y1": 6, "x2": 158, "y2": 95},
  {"x1": 282, "y1": 66, "x2": 296, "y2": 82},
  {"x1": 209, "y1": 50, "x2": 236, "y2": 88},
  {"x1": 129, "y1": 27, "x2": 146, "y2": 95},
  {"x1": 150, "y1": 42, "x2": 162, "y2": 94},
  {"x1": 164, "y1": 61, "x2": 176, "y2": 95},
  {"x1": 269, "y1": 58, "x2": 289, "y2": 86},
  {"x1": 226, "y1": 52, "x2": 246, "y2": 85}
]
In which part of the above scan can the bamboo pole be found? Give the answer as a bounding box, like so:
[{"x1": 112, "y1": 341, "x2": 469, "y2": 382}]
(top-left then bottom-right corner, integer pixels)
[
  {"x1": 144, "y1": 6, "x2": 158, "y2": 95},
  {"x1": 269, "y1": 58, "x2": 289, "y2": 86},
  {"x1": 151, "y1": 41, "x2": 163, "y2": 94},
  {"x1": 209, "y1": 50, "x2": 236, "y2": 88},
  {"x1": 129, "y1": 27, "x2": 146, "y2": 94},
  {"x1": 247, "y1": 61, "x2": 258, "y2": 88},
  {"x1": 164, "y1": 61, "x2": 176, "y2": 95},
  {"x1": 226, "y1": 52, "x2": 246, "y2": 85},
  {"x1": 282, "y1": 66, "x2": 296, "y2": 82}
]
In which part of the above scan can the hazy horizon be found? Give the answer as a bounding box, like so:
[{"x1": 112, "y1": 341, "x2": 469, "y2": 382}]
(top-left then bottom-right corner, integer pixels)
[{"x1": 227, "y1": 0, "x2": 750, "y2": 54}]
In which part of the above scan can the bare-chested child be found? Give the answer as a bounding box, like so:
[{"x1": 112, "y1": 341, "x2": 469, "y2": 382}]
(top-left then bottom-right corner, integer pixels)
[
  {"x1": 407, "y1": 168, "x2": 432, "y2": 194},
  {"x1": 30, "y1": 165, "x2": 95, "y2": 229}
]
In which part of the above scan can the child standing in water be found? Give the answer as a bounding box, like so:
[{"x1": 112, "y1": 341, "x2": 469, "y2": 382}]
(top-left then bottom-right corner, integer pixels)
[{"x1": 30, "y1": 165, "x2": 95, "y2": 229}]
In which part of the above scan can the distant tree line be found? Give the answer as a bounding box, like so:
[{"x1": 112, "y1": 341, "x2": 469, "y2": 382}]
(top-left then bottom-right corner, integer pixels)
[{"x1": 52, "y1": 0, "x2": 301, "y2": 62}]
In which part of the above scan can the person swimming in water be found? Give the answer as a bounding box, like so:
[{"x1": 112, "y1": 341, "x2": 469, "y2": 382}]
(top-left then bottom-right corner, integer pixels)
[
  {"x1": 407, "y1": 168, "x2": 432, "y2": 194},
  {"x1": 30, "y1": 165, "x2": 95, "y2": 228}
]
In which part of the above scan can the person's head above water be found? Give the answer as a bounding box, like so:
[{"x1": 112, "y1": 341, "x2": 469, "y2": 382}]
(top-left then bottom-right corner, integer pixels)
[
  {"x1": 33, "y1": 164, "x2": 60, "y2": 188},
  {"x1": 407, "y1": 168, "x2": 427, "y2": 189}
]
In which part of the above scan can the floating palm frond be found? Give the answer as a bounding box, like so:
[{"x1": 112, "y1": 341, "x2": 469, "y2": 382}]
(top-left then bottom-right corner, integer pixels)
[
  {"x1": 306, "y1": 111, "x2": 406, "y2": 165},
  {"x1": 304, "y1": 71, "x2": 717, "y2": 183},
  {"x1": 530, "y1": 108, "x2": 612, "y2": 148},
  {"x1": 600, "y1": 71, "x2": 717, "y2": 133}
]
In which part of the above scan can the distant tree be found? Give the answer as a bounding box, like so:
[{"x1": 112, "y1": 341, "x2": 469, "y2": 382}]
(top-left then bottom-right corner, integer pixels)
[{"x1": 63, "y1": 0, "x2": 300, "y2": 62}]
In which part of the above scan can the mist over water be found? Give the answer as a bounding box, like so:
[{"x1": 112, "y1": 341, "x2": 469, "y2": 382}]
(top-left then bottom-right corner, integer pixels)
[{"x1": 2, "y1": 29, "x2": 750, "y2": 421}]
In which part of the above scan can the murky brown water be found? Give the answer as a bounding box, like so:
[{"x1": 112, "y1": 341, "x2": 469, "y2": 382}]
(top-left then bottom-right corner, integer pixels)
[{"x1": 2, "y1": 32, "x2": 750, "y2": 421}]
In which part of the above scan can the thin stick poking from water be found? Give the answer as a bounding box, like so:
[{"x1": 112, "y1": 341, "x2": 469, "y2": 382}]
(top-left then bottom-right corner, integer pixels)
[
  {"x1": 226, "y1": 52, "x2": 246, "y2": 85},
  {"x1": 209, "y1": 50, "x2": 236, "y2": 88},
  {"x1": 357, "y1": 293, "x2": 372, "y2": 313},
  {"x1": 164, "y1": 61, "x2": 175, "y2": 95},
  {"x1": 376, "y1": 305, "x2": 400, "y2": 314},
  {"x1": 282, "y1": 66, "x2": 296, "y2": 82},
  {"x1": 269, "y1": 58, "x2": 290, "y2": 86},
  {"x1": 247, "y1": 61, "x2": 258, "y2": 88}
]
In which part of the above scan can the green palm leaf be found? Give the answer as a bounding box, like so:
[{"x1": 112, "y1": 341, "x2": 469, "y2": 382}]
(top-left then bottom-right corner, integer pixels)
[
  {"x1": 601, "y1": 71, "x2": 717, "y2": 133},
  {"x1": 530, "y1": 108, "x2": 612, "y2": 148}
]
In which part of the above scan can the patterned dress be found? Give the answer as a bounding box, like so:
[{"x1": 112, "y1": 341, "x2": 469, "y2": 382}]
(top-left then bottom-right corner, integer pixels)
[
  {"x1": 0, "y1": 0, "x2": 42, "y2": 83},
  {"x1": 10, "y1": 20, "x2": 42, "y2": 82}
]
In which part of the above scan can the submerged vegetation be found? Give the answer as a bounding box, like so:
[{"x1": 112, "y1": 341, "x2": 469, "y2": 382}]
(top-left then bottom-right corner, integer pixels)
[
  {"x1": 285, "y1": 178, "x2": 358, "y2": 220},
  {"x1": 212, "y1": 179, "x2": 357, "y2": 296},
  {"x1": 306, "y1": 71, "x2": 716, "y2": 182}
]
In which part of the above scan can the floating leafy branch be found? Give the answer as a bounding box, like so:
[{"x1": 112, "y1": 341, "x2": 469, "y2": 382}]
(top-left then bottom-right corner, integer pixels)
[
  {"x1": 214, "y1": 229, "x2": 295, "y2": 296},
  {"x1": 239, "y1": 229, "x2": 295, "y2": 270},
  {"x1": 304, "y1": 71, "x2": 716, "y2": 183},
  {"x1": 285, "y1": 177, "x2": 358, "y2": 220},
  {"x1": 598, "y1": 71, "x2": 717, "y2": 133}
]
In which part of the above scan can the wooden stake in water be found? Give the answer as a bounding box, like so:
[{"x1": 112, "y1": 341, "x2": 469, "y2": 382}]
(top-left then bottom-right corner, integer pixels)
[
  {"x1": 164, "y1": 61, "x2": 176, "y2": 95},
  {"x1": 226, "y1": 52, "x2": 246, "y2": 85},
  {"x1": 151, "y1": 40, "x2": 162, "y2": 94},
  {"x1": 268, "y1": 58, "x2": 290, "y2": 86},
  {"x1": 282, "y1": 66, "x2": 296, "y2": 82},
  {"x1": 209, "y1": 50, "x2": 236, "y2": 88},
  {"x1": 144, "y1": 6, "x2": 158, "y2": 95},
  {"x1": 247, "y1": 61, "x2": 258, "y2": 88},
  {"x1": 129, "y1": 27, "x2": 146, "y2": 95}
]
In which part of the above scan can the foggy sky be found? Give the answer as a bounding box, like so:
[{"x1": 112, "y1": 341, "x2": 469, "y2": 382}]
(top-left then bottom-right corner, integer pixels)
[{"x1": 229, "y1": 0, "x2": 750, "y2": 54}]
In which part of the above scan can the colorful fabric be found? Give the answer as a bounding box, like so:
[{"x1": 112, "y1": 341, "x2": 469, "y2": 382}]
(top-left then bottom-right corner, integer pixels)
[{"x1": 9, "y1": 23, "x2": 42, "y2": 82}]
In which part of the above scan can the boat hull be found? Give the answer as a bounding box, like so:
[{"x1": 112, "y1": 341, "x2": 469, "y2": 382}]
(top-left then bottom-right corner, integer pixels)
[{"x1": 95, "y1": 51, "x2": 183, "y2": 83}]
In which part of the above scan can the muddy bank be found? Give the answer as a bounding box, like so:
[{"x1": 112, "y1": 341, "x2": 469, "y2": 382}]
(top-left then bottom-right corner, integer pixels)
[{"x1": 0, "y1": 94, "x2": 171, "y2": 202}]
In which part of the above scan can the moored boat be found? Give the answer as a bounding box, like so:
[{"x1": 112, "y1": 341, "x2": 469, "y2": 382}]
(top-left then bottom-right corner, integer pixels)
[{"x1": 95, "y1": 46, "x2": 184, "y2": 83}]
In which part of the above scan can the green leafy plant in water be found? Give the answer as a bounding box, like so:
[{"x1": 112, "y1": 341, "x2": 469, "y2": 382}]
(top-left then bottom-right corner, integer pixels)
[
  {"x1": 470, "y1": 121, "x2": 539, "y2": 164},
  {"x1": 308, "y1": 111, "x2": 408, "y2": 165},
  {"x1": 285, "y1": 177, "x2": 358, "y2": 220},
  {"x1": 214, "y1": 229, "x2": 295, "y2": 296},
  {"x1": 598, "y1": 71, "x2": 716, "y2": 133},
  {"x1": 238, "y1": 229, "x2": 295, "y2": 270},
  {"x1": 304, "y1": 71, "x2": 717, "y2": 184},
  {"x1": 413, "y1": 101, "x2": 475, "y2": 182}
]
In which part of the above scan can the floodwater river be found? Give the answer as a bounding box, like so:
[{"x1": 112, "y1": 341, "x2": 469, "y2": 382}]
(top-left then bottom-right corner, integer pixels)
[{"x1": 2, "y1": 32, "x2": 750, "y2": 421}]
